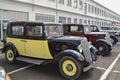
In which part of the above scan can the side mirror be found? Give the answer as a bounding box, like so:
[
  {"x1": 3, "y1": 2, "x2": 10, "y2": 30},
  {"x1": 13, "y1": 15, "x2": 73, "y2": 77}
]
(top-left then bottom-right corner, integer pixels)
[{"x1": 0, "y1": 66, "x2": 6, "y2": 80}]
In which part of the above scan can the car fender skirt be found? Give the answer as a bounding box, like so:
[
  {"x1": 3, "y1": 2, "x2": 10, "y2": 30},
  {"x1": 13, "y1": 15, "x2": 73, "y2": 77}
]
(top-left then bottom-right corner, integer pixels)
[{"x1": 55, "y1": 49, "x2": 85, "y2": 62}]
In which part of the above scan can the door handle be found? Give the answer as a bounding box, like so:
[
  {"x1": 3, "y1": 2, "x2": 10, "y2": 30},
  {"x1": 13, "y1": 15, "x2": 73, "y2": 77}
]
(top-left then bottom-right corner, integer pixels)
[{"x1": 20, "y1": 39, "x2": 27, "y2": 42}]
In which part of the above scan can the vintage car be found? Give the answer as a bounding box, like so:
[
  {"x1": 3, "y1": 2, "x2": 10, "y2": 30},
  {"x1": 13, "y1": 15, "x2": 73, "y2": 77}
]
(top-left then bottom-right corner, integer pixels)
[
  {"x1": 0, "y1": 66, "x2": 11, "y2": 80},
  {"x1": 90, "y1": 25, "x2": 119, "y2": 44},
  {"x1": 63, "y1": 24, "x2": 113, "y2": 56},
  {"x1": 2, "y1": 21, "x2": 98, "y2": 80}
]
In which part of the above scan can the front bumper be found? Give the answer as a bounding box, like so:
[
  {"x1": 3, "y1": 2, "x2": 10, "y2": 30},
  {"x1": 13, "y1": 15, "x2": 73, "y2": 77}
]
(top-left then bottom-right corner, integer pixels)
[
  {"x1": 83, "y1": 61, "x2": 96, "y2": 72},
  {"x1": 83, "y1": 46, "x2": 98, "y2": 72}
]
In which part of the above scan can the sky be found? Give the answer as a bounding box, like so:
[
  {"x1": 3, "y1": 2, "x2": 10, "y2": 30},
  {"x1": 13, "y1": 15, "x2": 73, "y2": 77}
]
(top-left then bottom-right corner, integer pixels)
[{"x1": 94, "y1": 0, "x2": 120, "y2": 15}]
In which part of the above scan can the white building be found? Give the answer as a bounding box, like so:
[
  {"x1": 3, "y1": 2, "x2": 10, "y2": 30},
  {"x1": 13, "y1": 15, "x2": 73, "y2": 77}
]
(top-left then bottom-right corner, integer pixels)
[{"x1": 0, "y1": 0, "x2": 120, "y2": 26}]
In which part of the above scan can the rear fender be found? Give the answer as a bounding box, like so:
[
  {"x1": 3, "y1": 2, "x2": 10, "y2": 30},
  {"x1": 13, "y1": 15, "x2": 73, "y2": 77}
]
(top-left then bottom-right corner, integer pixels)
[{"x1": 2, "y1": 42, "x2": 18, "y2": 55}]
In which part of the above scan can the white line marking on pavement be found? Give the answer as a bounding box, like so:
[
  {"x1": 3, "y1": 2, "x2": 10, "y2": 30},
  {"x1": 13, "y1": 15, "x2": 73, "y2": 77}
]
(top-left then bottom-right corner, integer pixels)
[
  {"x1": 96, "y1": 67, "x2": 120, "y2": 73},
  {"x1": 99, "y1": 53, "x2": 120, "y2": 80},
  {"x1": 95, "y1": 67, "x2": 106, "y2": 70},
  {"x1": 8, "y1": 64, "x2": 35, "y2": 75},
  {"x1": 113, "y1": 70, "x2": 120, "y2": 73}
]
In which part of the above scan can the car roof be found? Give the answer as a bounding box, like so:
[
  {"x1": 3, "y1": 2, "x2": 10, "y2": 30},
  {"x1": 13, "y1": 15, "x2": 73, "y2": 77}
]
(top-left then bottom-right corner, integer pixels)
[{"x1": 8, "y1": 21, "x2": 62, "y2": 26}]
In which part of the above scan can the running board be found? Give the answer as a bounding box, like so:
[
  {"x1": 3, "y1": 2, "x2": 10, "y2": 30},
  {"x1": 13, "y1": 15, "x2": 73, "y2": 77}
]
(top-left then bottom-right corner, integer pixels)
[{"x1": 16, "y1": 57, "x2": 46, "y2": 65}]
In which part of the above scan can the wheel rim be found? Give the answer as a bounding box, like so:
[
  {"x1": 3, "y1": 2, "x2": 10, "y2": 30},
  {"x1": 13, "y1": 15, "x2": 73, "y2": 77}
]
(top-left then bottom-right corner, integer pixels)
[
  {"x1": 62, "y1": 60, "x2": 77, "y2": 76},
  {"x1": 96, "y1": 45, "x2": 105, "y2": 53},
  {"x1": 6, "y1": 50, "x2": 14, "y2": 61},
  {"x1": 98, "y1": 46, "x2": 104, "y2": 51}
]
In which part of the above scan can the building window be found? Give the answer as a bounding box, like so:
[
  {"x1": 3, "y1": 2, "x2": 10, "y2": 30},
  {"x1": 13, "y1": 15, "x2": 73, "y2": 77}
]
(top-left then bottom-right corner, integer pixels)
[
  {"x1": 79, "y1": 19, "x2": 82, "y2": 24},
  {"x1": 92, "y1": 6, "x2": 94, "y2": 13},
  {"x1": 74, "y1": 18, "x2": 77, "y2": 24},
  {"x1": 88, "y1": 20, "x2": 90, "y2": 24},
  {"x1": 84, "y1": 20, "x2": 87, "y2": 24},
  {"x1": 73, "y1": 0, "x2": 78, "y2": 8},
  {"x1": 67, "y1": 0, "x2": 72, "y2": 7},
  {"x1": 84, "y1": 2, "x2": 87, "y2": 14},
  {"x1": 88, "y1": 4, "x2": 91, "y2": 13},
  {"x1": 59, "y1": 16, "x2": 66, "y2": 23},
  {"x1": 36, "y1": 13, "x2": 55, "y2": 22},
  {"x1": 92, "y1": 21, "x2": 94, "y2": 24},
  {"x1": 67, "y1": 17, "x2": 71, "y2": 23},
  {"x1": 0, "y1": 9, "x2": 28, "y2": 21},
  {"x1": 95, "y1": 7, "x2": 97, "y2": 14},
  {"x1": 99, "y1": 9, "x2": 101, "y2": 16},
  {"x1": 59, "y1": 0, "x2": 64, "y2": 4},
  {"x1": 79, "y1": 0, "x2": 83, "y2": 9}
]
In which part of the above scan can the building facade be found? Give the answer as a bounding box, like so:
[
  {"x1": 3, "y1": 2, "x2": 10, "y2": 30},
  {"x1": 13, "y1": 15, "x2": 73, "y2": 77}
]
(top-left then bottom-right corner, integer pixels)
[{"x1": 0, "y1": 0, "x2": 120, "y2": 26}]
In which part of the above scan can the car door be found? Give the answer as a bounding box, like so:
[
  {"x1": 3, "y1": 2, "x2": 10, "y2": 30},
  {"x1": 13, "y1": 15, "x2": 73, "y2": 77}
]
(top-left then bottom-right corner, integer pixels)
[
  {"x1": 7, "y1": 24, "x2": 26, "y2": 56},
  {"x1": 24, "y1": 24, "x2": 52, "y2": 59}
]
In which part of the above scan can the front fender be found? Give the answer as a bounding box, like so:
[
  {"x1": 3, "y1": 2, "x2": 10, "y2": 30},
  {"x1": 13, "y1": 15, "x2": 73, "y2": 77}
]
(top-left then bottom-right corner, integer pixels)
[
  {"x1": 94, "y1": 39, "x2": 112, "y2": 47},
  {"x1": 54, "y1": 49, "x2": 85, "y2": 62}
]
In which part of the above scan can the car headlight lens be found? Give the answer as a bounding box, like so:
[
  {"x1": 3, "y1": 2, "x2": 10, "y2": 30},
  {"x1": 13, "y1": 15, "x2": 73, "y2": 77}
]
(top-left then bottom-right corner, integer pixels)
[
  {"x1": 78, "y1": 45, "x2": 83, "y2": 53},
  {"x1": 0, "y1": 67, "x2": 6, "y2": 80},
  {"x1": 88, "y1": 41, "x2": 92, "y2": 48}
]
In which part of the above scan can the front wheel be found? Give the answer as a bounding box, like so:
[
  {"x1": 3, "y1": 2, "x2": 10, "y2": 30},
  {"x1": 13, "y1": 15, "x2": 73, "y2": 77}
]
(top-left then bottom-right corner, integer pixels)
[
  {"x1": 59, "y1": 56, "x2": 82, "y2": 80},
  {"x1": 95, "y1": 42, "x2": 110, "y2": 56},
  {"x1": 5, "y1": 47, "x2": 16, "y2": 63}
]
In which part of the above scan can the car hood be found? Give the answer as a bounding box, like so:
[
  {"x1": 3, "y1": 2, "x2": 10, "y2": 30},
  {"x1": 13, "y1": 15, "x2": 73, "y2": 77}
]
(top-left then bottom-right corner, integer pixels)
[{"x1": 48, "y1": 36, "x2": 84, "y2": 45}]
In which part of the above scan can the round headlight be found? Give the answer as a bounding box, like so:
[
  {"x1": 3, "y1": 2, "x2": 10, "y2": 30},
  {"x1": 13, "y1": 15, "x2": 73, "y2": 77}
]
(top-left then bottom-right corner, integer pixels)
[
  {"x1": 88, "y1": 41, "x2": 92, "y2": 48},
  {"x1": 78, "y1": 45, "x2": 83, "y2": 53},
  {"x1": 0, "y1": 66, "x2": 6, "y2": 80}
]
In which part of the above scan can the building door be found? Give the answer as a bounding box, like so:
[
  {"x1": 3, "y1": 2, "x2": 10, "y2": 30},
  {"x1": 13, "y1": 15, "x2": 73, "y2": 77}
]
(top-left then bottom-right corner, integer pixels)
[{"x1": 0, "y1": 19, "x2": 9, "y2": 41}]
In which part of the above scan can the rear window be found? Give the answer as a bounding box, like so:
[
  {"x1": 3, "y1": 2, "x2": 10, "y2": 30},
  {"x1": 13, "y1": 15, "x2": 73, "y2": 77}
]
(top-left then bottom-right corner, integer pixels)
[{"x1": 12, "y1": 25, "x2": 24, "y2": 36}]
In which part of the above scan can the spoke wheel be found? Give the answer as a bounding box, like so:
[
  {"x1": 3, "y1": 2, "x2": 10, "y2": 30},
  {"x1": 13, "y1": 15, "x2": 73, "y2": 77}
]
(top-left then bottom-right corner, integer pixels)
[{"x1": 95, "y1": 42, "x2": 110, "y2": 56}]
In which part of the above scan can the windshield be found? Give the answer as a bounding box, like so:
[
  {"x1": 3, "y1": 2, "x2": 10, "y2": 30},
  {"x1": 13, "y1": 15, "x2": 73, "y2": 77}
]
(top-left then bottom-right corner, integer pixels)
[
  {"x1": 45, "y1": 24, "x2": 63, "y2": 37},
  {"x1": 101, "y1": 27, "x2": 113, "y2": 30}
]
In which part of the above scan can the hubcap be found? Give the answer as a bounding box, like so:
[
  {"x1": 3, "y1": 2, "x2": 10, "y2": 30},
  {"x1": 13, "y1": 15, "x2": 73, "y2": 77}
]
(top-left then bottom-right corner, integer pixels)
[
  {"x1": 66, "y1": 64, "x2": 73, "y2": 71},
  {"x1": 7, "y1": 50, "x2": 14, "y2": 61},
  {"x1": 99, "y1": 47, "x2": 104, "y2": 51},
  {"x1": 62, "y1": 60, "x2": 77, "y2": 76}
]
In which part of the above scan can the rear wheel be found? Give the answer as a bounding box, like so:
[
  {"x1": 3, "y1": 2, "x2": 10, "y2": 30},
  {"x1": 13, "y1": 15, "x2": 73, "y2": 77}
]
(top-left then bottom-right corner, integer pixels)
[
  {"x1": 95, "y1": 42, "x2": 110, "y2": 56},
  {"x1": 5, "y1": 47, "x2": 16, "y2": 63},
  {"x1": 59, "y1": 56, "x2": 82, "y2": 80}
]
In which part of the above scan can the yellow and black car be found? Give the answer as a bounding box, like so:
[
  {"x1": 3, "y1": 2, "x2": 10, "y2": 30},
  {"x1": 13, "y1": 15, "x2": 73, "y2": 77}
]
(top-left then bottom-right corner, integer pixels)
[{"x1": 2, "y1": 21, "x2": 98, "y2": 80}]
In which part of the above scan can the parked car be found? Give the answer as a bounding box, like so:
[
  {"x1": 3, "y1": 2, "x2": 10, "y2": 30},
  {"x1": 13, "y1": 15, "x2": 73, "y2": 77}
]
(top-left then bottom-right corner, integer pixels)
[
  {"x1": 63, "y1": 24, "x2": 113, "y2": 56},
  {"x1": 2, "y1": 21, "x2": 98, "y2": 80},
  {"x1": 0, "y1": 66, "x2": 11, "y2": 80},
  {"x1": 91, "y1": 25, "x2": 119, "y2": 44}
]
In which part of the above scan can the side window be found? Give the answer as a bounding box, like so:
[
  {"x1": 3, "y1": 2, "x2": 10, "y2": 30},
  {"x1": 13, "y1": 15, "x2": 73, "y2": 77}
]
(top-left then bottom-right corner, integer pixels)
[
  {"x1": 26, "y1": 25, "x2": 43, "y2": 37},
  {"x1": 70, "y1": 26, "x2": 83, "y2": 34},
  {"x1": 71, "y1": 26, "x2": 78, "y2": 32},
  {"x1": 90, "y1": 26, "x2": 99, "y2": 32},
  {"x1": 12, "y1": 25, "x2": 24, "y2": 36}
]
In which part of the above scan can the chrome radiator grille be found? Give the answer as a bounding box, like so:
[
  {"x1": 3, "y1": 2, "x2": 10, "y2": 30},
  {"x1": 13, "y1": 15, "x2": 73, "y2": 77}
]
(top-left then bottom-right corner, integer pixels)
[
  {"x1": 105, "y1": 34, "x2": 112, "y2": 46},
  {"x1": 81, "y1": 38, "x2": 92, "y2": 63}
]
